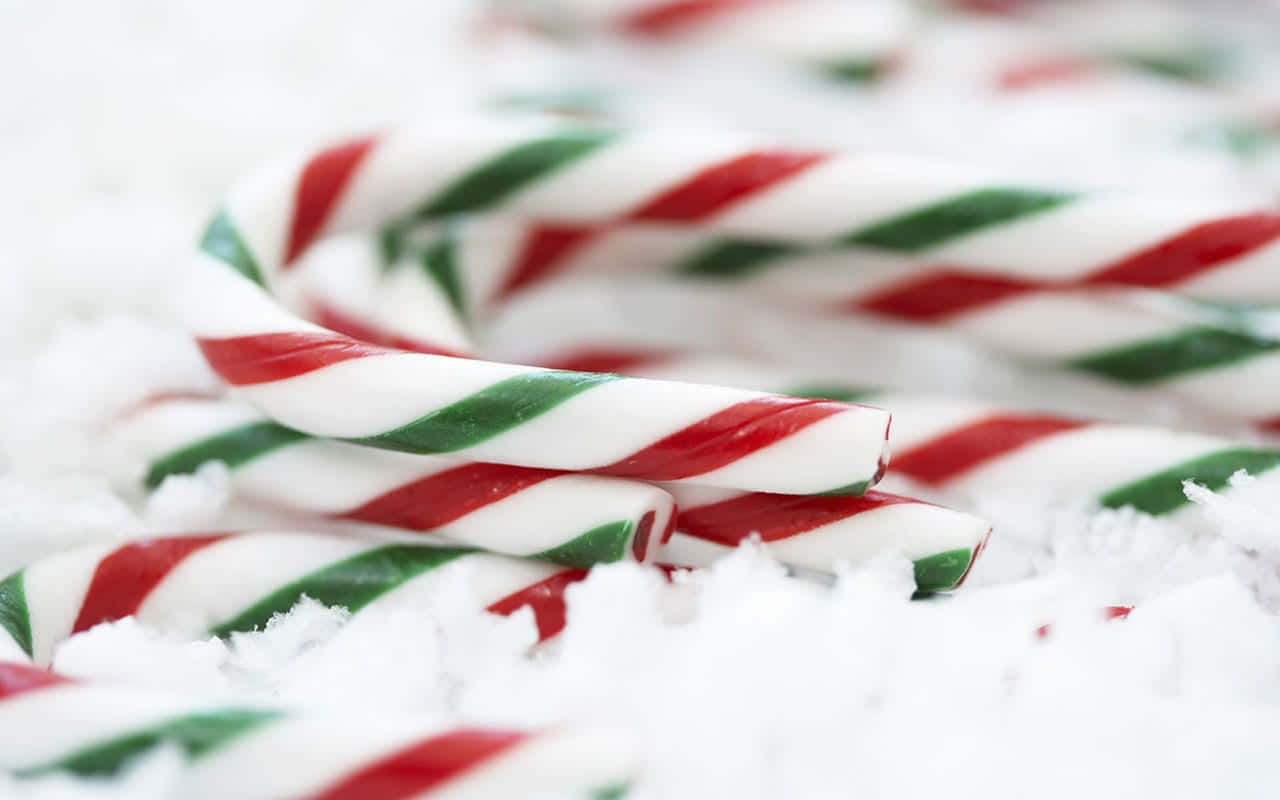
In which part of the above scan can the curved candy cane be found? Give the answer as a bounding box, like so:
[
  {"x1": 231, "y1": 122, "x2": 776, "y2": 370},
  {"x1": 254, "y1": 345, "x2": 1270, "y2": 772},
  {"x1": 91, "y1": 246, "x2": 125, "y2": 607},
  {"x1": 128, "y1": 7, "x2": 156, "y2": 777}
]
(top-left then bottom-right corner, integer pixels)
[{"x1": 188, "y1": 118, "x2": 893, "y2": 497}]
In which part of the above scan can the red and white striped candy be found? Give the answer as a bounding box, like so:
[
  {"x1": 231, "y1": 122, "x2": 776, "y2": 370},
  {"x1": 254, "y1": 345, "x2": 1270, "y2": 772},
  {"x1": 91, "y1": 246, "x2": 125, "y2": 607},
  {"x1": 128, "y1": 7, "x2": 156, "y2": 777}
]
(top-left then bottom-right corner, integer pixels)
[
  {"x1": 0, "y1": 662, "x2": 637, "y2": 799},
  {"x1": 532, "y1": 346, "x2": 1280, "y2": 517},
  {"x1": 0, "y1": 532, "x2": 595, "y2": 666},
  {"x1": 114, "y1": 396, "x2": 676, "y2": 566},
  {"x1": 188, "y1": 118, "x2": 892, "y2": 496}
]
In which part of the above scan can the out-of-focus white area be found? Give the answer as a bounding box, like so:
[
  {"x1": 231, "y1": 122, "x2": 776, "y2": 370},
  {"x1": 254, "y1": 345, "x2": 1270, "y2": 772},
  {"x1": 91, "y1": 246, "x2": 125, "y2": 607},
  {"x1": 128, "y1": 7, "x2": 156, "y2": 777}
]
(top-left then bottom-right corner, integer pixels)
[{"x1": 4, "y1": 0, "x2": 1280, "y2": 797}]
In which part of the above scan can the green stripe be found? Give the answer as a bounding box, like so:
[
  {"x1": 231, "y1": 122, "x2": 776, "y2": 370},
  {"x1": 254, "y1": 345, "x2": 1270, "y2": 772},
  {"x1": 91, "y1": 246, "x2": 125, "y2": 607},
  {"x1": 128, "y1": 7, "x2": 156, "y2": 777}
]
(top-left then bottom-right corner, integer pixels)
[
  {"x1": 209, "y1": 544, "x2": 472, "y2": 637},
  {"x1": 415, "y1": 130, "x2": 616, "y2": 219},
  {"x1": 353, "y1": 371, "x2": 619, "y2": 455},
  {"x1": 820, "y1": 57, "x2": 888, "y2": 83},
  {"x1": 532, "y1": 520, "x2": 633, "y2": 569},
  {"x1": 1117, "y1": 47, "x2": 1226, "y2": 83},
  {"x1": 912, "y1": 549, "x2": 972, "y2": 594},
  {"x1": 0, "y1": 570, "x2": 32, "y2": 658},
  {"x1": 1068, "y1": 326, "x2": 1280, "y2": 384},
  {"x1": 200, "y1": 210, "x2": 265, "y2": 287},
  {"x1": 843, "y1": 188, "x2": 1076, "y2": 252},
  {"x1": 812, "y1": 479, "x2": 872, "y2": 497},
  {"x1": 1100, "y1": 448, "x2": 1280, "y2": 516},
  {"x1": 781, "y1": 384, "x2": 877, "y2": 403},
  {"x1": 420, "y1": 232, "x2": 467, "y2": 318},
  {"x1": 145, "y1": 422, "x2": 310, "y2": 488},
  {"x1": 22, "y1": 709, "x2": 281, "y2": 777},
  {"x1": 591, "y1": 783, "x2": 631, "y2": 800},
  {"x1": 676, "y1": 238, "x2": 800, "y2": 279}
]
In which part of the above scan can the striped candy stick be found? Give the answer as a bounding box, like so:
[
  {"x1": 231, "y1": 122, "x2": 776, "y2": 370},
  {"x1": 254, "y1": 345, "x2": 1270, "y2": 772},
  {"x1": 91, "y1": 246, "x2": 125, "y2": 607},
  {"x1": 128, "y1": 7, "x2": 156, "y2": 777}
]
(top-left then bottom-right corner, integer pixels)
[
  {"x1": 189, "y1": 118, "x2": 892, "y2": 496},
  {"x1": 340, "y1": 122, "x2": 1278, "y2": 308},
  {"x1": 114, "y1": 395, "x2": 983, "y2": 590},
  {"x1": 490, "y1": 0, "x2": 909, "y2": 82},
  {"x1": 0, "y1": 533, "x2": 603, "y2": 666},
  {"x1": 113, "y1": 396, "x2": 676, "y2": 567},
  {"x1": 440, "y1": 211, "x2": 1280, "y2": 428},
  {"x1": 658, "y1": 483, "x2": 991, "y2": 591},
  {"x1": 533, "y1": 346, "x2": 1280, "y2": 517},
  {"x1": 0, "y1": 663, "x2": 637, "y2": 798}
]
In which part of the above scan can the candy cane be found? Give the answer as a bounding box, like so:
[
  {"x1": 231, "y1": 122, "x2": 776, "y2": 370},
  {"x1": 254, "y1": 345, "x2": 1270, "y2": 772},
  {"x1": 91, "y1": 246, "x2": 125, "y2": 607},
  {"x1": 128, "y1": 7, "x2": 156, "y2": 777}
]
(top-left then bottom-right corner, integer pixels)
[
  {"x1": 0, "y1": 662, "x2": 636, "y2": 798},
  {"x1": 114, "y1": 396, "x2": 676, "y2": 567},
  {"x1": 534, "y1": 346, "x2": 1280, "y2": 516},
  {"x1": 433, "y1": 210, "x2": 1280, "y2": 428},
  {"x1": 0, "y1": 532, "x2": 598, "y2": 666},
  {"x1": 114, "y1": 396, "x2": 986, "y2": 587},
  {"x1": 187, "y1": 118, "x2": 892, "y2": 497}
]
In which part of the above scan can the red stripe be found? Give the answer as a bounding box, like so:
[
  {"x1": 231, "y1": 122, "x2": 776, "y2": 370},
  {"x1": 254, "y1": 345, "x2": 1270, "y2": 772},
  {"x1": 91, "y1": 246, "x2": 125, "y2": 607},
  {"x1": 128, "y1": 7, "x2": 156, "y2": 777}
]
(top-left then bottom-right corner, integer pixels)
[
  {"x1": 496, "y1": 150, "x2": 824, "y2": 302},
  {"x1": 341, "y1": 463, "x2": 561, "y2": 531},
  {"x1": 843, "y1": 213, "x2": 1280, "y2": 321},
  {"x1": 494, "y1": 225, "x2": 597, "y2": 301},
  {"x1": 72, "y1": 536, "x2": 228, "y2": 634},
  {"x1": 307, "y1": 729, "x2": 528, "y2": 800},
  {"x1": 197, "y1": 332, "x2": 394, "y2": 385},
  {"x1": 486, "y1": 569, "x2": 589, "y2": 641},
  {"x1": 1036, "y1": 605, "x2": 1132, "y2": 639},
  {"x1": 853, "y1": 271, "x2": 1039, "y2": 321},
  {"x1": 619, "y1": 0, "x2": 775, "y2": 34},
  {"x1": 996, "y1": 58, "x2": 1096, "y2": 91},
  {"x1": 1255, "y1": 415, "x2": 1280, "y2": 433},
  {"x1": 0, "y1": 663, "x2": 71, "y2": 701},
  {"x1": 631, "y1": 510, "x2": 657, "y2": 561},
  {"x1": 678, "y1": 490, "x2": 918, "y2": 546},
  {"x1": 628, "y1": 150, "x2": 826, "y2": 223},
  {"x1": 311, "y1": 301, "x2": 469, "y2": 358},
  {"x1": 891, "y1": 415, "x2": 1088, "y2": 485},
  {"x1": 534, "y1": 347, "x2": 676, "y2": 375},
  {"x1": 597, "y1": 397, "x2": 847, "y2": 481},
  {"x1": 285, "y1": 135, "x2": 377, "y2": 266},
  {"x1": 1082, "y1": 212, "x2": 1280, "y2": 289}
]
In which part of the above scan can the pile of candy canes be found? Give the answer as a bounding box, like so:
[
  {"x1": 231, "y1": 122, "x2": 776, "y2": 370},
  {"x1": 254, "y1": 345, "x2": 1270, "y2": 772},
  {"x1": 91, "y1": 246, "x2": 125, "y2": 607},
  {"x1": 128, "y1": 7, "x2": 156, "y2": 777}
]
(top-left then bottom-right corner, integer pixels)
[{"x1": 6, "y1": 0, "x2": 1280, "y2": 796}]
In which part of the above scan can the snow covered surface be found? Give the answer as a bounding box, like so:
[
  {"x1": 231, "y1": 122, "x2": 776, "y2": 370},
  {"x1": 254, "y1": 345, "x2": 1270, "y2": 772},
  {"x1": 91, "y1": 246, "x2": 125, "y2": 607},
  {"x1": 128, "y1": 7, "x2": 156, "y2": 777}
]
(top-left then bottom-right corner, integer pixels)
[{"x1": 4, "y1": 1, "x2": 1280, "y2": 797}]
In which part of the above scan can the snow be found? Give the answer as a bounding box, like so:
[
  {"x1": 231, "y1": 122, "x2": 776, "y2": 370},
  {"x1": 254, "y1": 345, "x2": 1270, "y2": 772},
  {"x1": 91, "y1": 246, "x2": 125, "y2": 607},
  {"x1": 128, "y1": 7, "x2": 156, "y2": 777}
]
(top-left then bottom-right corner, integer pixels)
[{"x1": 4, "y1": 0, "x2": 1280, "y2": 797}]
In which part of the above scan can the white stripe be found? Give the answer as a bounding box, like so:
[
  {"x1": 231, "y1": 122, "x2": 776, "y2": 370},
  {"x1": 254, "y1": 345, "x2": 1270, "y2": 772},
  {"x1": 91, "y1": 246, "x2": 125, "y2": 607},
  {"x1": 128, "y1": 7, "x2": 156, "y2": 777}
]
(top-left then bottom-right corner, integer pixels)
[
  {"x1": 234, "y1": 439, "x2": 454, "y2": 514},
  {"x1": 322, "y1": 119, "x2": 561, "y2": 240},
  {"x1": 507, "y1": 130, "x2": 759, "y2": 221},
  {"x1": 943, "y1": 291, "x2": 1184, "y2": 360},
  {"x1": 455, "y1": 375, "x2": 758, "y2": 470},
  {"x1": 761, "y1": 502, "x2": 988, "y2": 572},
  {"x1": 941, "y1": 424, "x2": 1230, "y2": 499},
  {"x1": 713, "y1": 155, "x2": 986, "y2": 240},
  {"x1": 867, "y1": 395, "x2": 995, "y2": 451},
  {"x1": 423, "y1": 474, "x2": 671, "y2": 558},
  {"x1": 185, "y1": 716, "x2": 436, "y2": 800},
  {"x1": 183, "y1": 253, "x2": 327, "y2": 339},
  {"x1": 1175, "y1": 236, "x2": 1280, "y2": 303},
  {"x1": 116, "y1": 400, "x2": 264, "y2": 470},
  {"x1": 930, "y1": 194, "x2": 1258, "y2": 279},
  {"x1": 235, "y1": 354, "x2": 540, "y2": 439},
  {"x1": 689, "y1": 405, "x2": 889, "y2": 494},
  {"x1": 1159, "y1": 351, "x2": 1280, "y2": 420},
  {"x1": 0, "y1": 683, "x2": 215, "y2": 769},
  {"x1": 427, "y1": 727, "x2": 638, "y2": 800},
  {"x1": 133, "y1": 534, "x2": 368, "y2": 634},
  {"x1": 377, "y1": 260, "x2": 474, "y2": 354},
  {"x1": 223, "y1": 154, "x2": 306, "y2": 285},
  {"x1": 23, "y1": 545, "x2": 115, "y2": 666}
]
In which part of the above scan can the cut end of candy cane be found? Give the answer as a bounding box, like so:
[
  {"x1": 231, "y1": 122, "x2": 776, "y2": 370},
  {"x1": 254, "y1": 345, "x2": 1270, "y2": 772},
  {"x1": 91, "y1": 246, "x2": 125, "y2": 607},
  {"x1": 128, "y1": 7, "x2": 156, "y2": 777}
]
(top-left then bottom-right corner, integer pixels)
[{"x1": 661, "y1": 487, "x2": 991, "y2": 589}]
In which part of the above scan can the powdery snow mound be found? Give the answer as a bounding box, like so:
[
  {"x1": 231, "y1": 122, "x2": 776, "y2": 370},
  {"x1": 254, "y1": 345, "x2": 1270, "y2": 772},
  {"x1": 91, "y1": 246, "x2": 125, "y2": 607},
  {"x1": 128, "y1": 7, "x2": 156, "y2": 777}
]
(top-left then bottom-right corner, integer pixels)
[{"x1": 4, "y1": 1, "x2": 1280, "y2": 797}]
